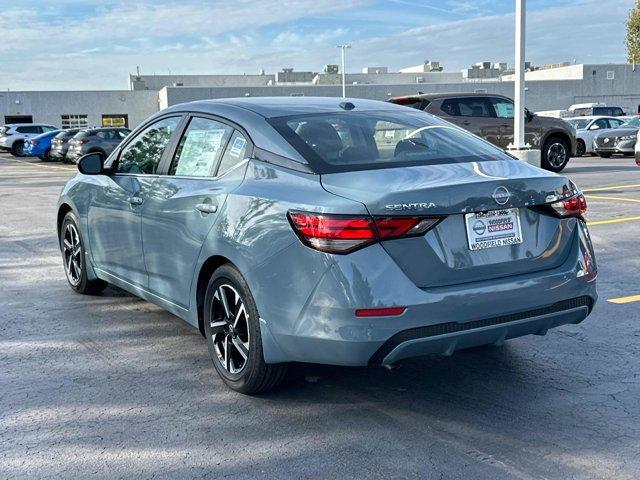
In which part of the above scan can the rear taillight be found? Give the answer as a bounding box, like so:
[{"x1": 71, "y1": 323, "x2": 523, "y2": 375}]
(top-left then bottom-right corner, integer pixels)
[
  {"x1": 288, "y1": 211, "x2": 442, "y2": 254},
  {"x1": 77, "y1": 139, "x2": 86, "y2": 144},
  {"x1": 548, "y1": 193, "x2": 587, "y2": 218},
  {"x1": 29, "y1": 140, "x2": 37, "y2": 146}
]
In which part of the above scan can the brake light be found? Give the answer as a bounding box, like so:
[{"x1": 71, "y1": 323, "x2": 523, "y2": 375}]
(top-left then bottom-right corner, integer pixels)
[
  {"x1": 288, "y1": 211, "x2": 442, "y2": 254},
  {"x1": 77, "y1": 139, "x2": 86, "y2": 144},
  {"x1": 548, "y1": 193, "x2": 587, "y2": 218},
  {"x1": 29, "y1": 140, "x2": 37, "y2": 146}
]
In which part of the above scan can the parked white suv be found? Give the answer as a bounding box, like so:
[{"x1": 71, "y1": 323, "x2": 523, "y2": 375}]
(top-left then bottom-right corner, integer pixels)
[
  {"x1": 565, "y1": 116, "x2": 626, "y2": 156},
  {"x1": 0, "y1": 123, "x2": 58, "y2": 157}
]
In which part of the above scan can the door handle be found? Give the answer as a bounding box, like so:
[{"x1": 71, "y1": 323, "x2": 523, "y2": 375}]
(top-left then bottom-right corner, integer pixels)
[
  {"x1": 196, "y1": 203, "x2": 218, "y2": 214},
  {"x1": 128, "y1": 196, "x2": 144, "y2": 206}
]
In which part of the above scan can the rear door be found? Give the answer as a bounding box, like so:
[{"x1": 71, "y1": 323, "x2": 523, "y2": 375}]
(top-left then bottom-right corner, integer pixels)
[{"x1": 141, "y1": 115, "x2": 251, "y2": 307}]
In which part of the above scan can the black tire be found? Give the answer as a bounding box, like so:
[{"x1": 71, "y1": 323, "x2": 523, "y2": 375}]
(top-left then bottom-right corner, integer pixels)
[
  {"x1": 541, "y1": 136, "x2": 570, "y2": 172},
  {"x1": 203, "y1": 264, "x2": 287, "y2": 394},
  {"x1": 576, "y1": 139, "x2": 586, "y2": 157},
  {"x1": 41, "y1": 149, "x2": 51, "y2": 162},
  {"x1": 598, "y1": 152, "x2": 612, "y2": 158},
  {"x1": 60, "y1": 211, "x2": 108, "y2": 295},
  {"x1": 11, "y1": 141, "x2": 25, "y2": 157}
]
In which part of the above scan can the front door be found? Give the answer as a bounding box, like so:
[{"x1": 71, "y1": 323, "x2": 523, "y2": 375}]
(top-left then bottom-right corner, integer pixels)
[
  {"x1": 87, "y1": 116, "x2": 183, "y2": 287},
  {"x1": 488, "y1": 96, "x2": 539, "y2": 149},
  {"x1": 141, "y1": 116, "x2": 251, "y2": 308}
]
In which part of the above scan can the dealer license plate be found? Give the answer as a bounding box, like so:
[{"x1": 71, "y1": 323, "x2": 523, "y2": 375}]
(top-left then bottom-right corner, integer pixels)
[{"x1": 465, "y1": 208, "x2": 523, "y2": 251}]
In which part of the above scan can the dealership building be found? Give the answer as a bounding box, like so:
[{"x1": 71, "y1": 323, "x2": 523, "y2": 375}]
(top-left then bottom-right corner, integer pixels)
[{"x1": 2, "y1": 62, "x2": 640, "y2": 130}]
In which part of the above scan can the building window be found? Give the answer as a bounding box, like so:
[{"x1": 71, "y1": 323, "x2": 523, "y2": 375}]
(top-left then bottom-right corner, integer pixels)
[
  {"x1": 61, "y1": 114, "x2": 88, "y2": 129},
  {"x1": 606, "y1": 71, "x2": 615, "y2": 80},
  {"x1": 102, "y1": 114, "x2": 129, "y2": 128}
]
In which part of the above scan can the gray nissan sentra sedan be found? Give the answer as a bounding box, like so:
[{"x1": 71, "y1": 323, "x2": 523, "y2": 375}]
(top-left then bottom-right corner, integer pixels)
[{"x1": 57, "y1": 97, "x2": 597, "y2": 393}]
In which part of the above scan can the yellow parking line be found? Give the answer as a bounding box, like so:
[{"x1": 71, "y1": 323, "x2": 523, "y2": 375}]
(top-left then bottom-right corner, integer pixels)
[
  {"x1": 583, "y1": 183, "x2": 640, "y2": 193},
  {"x1": 0, "y1": 156, "x2": 73, "y2": 172},
  {"x1": 587, "y1": 216, "x2": 640, "y2": 226},
  {"x1": 608, "y1": 294, "x2": 640, "y2": 304},
  {"x1": 584, "y1": 195, "x2": 640, "y2": 204}
]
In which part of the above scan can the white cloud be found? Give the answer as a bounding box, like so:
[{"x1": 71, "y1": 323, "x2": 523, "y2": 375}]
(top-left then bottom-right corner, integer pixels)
[{"x1": 0, "y1": 0, "x2": 634, "y2": 90}]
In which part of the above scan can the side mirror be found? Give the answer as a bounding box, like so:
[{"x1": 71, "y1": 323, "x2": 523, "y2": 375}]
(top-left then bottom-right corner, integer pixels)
[
  {"x1": 525, "y1": 109, "x2": 534, "y2": 122},
  {"x1": 589, "y1": 124, "x2": 600, "y2": 130},
  {"x1": 77, "y1": 153, "x2": 104, "y2": 175}
]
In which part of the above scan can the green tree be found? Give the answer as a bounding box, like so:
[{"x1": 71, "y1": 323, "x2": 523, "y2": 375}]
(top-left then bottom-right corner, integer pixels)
[{"x1": 627, "y1": 1, "x2": 640, "y2": 63}]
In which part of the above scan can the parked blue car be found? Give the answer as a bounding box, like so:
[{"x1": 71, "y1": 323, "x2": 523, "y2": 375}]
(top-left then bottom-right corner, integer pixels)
[
  {"x1": 57, "y1": 98, "x2": 597, "y2": 394},
  {"x1": 24, "y1": 129, "x2": 62, "y2": 161}
]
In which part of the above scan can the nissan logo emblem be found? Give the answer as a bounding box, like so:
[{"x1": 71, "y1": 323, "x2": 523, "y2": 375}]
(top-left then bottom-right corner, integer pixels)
[{"x1": 492, "y1": 186, "x2": 511, "y2": 206}]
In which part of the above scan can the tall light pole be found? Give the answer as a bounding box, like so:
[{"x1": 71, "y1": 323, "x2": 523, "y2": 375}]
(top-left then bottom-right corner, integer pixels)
[
  {"x1": 337, "y1": 44, "x2": 351, "y2": 98},
  {"x1": 513, "y1": 0, "x2": 526, "y2": 150}
]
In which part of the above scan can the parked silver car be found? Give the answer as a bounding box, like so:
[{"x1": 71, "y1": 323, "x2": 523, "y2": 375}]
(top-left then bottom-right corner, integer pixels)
[
  {"x1": 0, "y1": 123, "x2": 58, "y2": 156},
  {"x1": 565, "y1": 116, "x2": 626, "y2": 156},
  {"x1": 592, "y1": 116, "x2": 640, "y2": 158}
]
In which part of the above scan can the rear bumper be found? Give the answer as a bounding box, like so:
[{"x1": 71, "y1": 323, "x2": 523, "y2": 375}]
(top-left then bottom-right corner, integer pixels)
[
  {"x1": 253, "y1": 220, "x2": 598, "y2": 366},
  {"x1": 50, "y1": 147, "x2": 67, "y2": 160},
  {"x1": 370, "y1": 297, "x2": 591, "y2": 364}
]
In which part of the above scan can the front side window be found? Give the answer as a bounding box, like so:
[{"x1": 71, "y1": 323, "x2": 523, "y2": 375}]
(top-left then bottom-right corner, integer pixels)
[
  {"x1": 490, "y1": 97, "x2": 514, "y2": 118},
  {"x1": 118, "y1": 117, "x2": 180, "y2": 174},
  {"x1": 593, "y1": 119, "x2": 609, "y2": 130},
  {"x1": 269, "y1": 110, "x2": 508, "y2": 173},
  {"x1": 169, "y1": 117, "x2": 232, "y2": 177}
]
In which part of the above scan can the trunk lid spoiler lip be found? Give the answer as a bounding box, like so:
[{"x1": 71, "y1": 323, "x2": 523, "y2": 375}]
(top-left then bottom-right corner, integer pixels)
[{"x1": 320, "y1": 161, "x2": 577, "y2": 216}]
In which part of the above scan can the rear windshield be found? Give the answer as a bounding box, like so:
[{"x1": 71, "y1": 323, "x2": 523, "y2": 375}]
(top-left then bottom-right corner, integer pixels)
[
  {"x1": 268, "y1": 110, "x2": 510, "y2": 173},
  {"x1": 621, "y1": 117, "x2": 640, "y2": 128},
  {"x1": 74, "y1": 130, "x2": 92, "y2": 138},
  {"x1": 56, "y1": 129, "x2": 79, "y2": 139},
  {"x1": 0, "y1": 127, "x2": 9, "y2": 135}
]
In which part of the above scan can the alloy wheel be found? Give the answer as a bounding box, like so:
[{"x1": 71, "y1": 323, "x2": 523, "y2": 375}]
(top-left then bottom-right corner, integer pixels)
[
  {"x1": 63, "y1": 223, "x2": 82, "y2": 286},
  {"x1": 547, "y1": 142, "x2": 567, "y2": 168},
  {"x1": 210, "y1": 284, "x2": 250, "y2": 375}
]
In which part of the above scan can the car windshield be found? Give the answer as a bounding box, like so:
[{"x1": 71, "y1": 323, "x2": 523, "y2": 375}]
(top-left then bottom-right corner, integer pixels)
[
  {"x1": 620, "y1": 117, "x2": 640, "y2": 128},
  {"x1": 567, "y1": 119, "x2": 591, "y2": 129},
  {"x1": 268, "y1": 110, "x2": 510, "y2": 173}
]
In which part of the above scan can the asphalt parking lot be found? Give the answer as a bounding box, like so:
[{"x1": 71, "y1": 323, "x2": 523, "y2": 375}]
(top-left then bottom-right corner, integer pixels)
[{"x1": 1, "y1": 153, "x2": 639, "y2": 479}]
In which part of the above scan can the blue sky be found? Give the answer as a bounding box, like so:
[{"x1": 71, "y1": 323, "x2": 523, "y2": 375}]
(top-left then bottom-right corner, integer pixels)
[{"x1": 0, "y1": 0, "x2": 634, "y2": 90}]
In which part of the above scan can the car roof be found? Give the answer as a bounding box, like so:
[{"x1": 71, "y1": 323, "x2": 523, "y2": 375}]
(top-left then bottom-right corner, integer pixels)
[
  {"x1": 164, "y1": 96, "x2": 409, "y2": 119},
  {"x1": 564, "y1": 116, "x2": 613, "y2": 121},
  {"x1": 389, "y1": 92, "x2": 511, "y2": 102},
  {"x1": 160, "y1": 97, "x2": 414, "y2": 163},
  {"x1": 2, "y1": 123, "x2": 56, "y2": 128}
]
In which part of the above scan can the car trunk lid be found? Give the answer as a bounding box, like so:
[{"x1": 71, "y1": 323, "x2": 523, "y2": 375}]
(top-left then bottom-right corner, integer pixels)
[{"x1": 321, "y1": 159, "x2": 580, "y2": 288}]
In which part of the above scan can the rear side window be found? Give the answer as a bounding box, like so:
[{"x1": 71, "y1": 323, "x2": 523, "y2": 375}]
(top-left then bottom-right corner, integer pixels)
[
  {"x1": 441, "y1": 98, "x2": 492, "y2": 117},
  {"x1": 217, "y1": 131, "x2": 249, "y2": 175},
  {"x1": 169, "y1": 117, "x2": 232, "y2": 177},
  {"x1": 16, "y1": 125, "x2": 40, "y2": 134},
  {"x1": 268, "y1": 110, "x2": 508, "y2": 173},
  {"x1": 118, "y1": 117, "x2": 181, "y2": 174}
]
